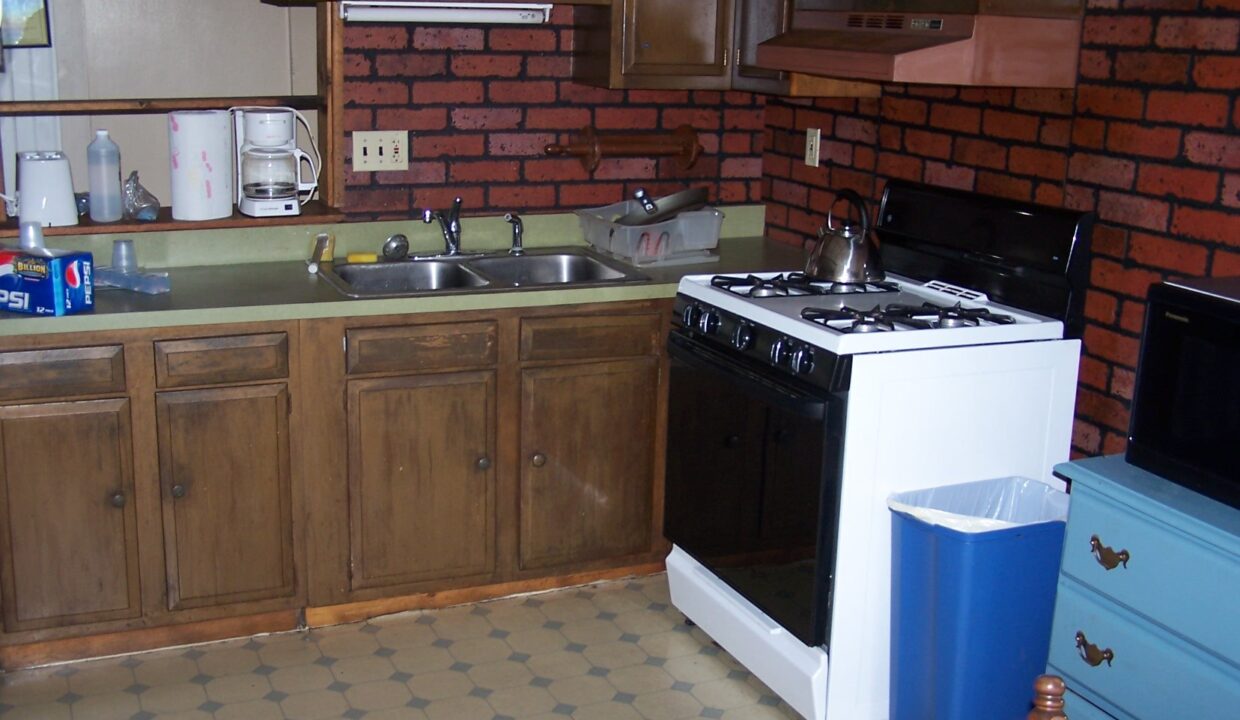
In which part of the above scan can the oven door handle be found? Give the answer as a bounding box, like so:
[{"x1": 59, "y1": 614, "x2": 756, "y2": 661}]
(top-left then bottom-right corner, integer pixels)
[{"x1": 668, "y1": 332, "x2": 829, "y2": 420}]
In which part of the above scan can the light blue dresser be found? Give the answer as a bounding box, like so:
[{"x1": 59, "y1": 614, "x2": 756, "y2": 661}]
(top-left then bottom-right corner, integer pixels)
[{"x1": 1047, "y1": 456, "x2": 1240, "y2": 719}]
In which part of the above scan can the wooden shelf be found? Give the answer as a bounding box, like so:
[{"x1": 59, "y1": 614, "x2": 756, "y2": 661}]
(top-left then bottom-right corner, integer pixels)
[
  {"x1": 0, "y1": 95, "x2": 322, "y2": 117},
  {"x1": 0, "y1": 200, "x2": 345, "y2": 238}
]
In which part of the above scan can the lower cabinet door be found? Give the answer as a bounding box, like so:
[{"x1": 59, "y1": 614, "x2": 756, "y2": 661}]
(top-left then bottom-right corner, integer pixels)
[
  {"x1": 156, "y1": 384, "x2": 296, "y2": 611},
  {"x1": 346, "y1": 371, "x2": 496, "y2": 590},
  {"x1": 519, "y1": 358, "x2": 658, "y2": 570},
  {"x1": 0, "y1": 399, "x2": 141, "y2": 632}
]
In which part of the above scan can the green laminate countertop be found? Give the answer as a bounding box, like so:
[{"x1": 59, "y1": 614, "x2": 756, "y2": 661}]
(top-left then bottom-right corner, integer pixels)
[{"x1": 0, "y1": 237, "x2": 807, "y2": 337}]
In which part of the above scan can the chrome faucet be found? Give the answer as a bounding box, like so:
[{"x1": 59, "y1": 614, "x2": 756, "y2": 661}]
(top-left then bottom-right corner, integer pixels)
[
  {"x1": 422, "y1": 196, "x2": 463, "y2": 256},
  {"x1": 504, "y1": 212, "x2": 524, "y2": 256}
]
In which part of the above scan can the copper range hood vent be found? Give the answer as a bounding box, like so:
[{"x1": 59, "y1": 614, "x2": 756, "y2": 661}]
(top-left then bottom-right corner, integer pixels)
[{"x1": 757, "y1": 0, "x2": 1085, "y2": 88}]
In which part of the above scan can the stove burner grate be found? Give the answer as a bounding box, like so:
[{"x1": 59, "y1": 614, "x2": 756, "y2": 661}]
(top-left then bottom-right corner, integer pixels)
[
  {"x1": 801, "y1": 301, "x2": 1017, "y2": 333},
  {"x1": 711, "y1": 273, "x2": 899, "y2": 298}
]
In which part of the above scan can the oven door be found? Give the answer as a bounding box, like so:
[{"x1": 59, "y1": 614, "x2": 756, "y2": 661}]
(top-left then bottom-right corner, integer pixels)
[{"x1": 663, "y1": 330, "x2": 845, "y2": 647}]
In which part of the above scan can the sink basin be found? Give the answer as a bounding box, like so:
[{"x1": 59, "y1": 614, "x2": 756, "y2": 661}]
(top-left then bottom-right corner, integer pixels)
[
  {"x1": 324, "y1": 261, "x2": 489, "y2": 297},
  {"x1": 468, "y1": 253, "x2": 629, "y2": 286}
]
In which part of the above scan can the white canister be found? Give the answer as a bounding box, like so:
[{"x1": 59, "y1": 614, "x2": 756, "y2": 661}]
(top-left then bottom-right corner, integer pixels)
[
  {"x1": 168, "y1": 110, "x2": 234, "y2": 220},
  {"x1": 1, "y1": 151, "x2": 80, "y2": 227}
]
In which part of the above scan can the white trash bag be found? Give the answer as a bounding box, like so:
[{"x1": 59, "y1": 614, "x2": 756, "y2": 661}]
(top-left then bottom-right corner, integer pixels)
[{"x1": 887, "y1": 476, "x2": 1069, "y2": 534}]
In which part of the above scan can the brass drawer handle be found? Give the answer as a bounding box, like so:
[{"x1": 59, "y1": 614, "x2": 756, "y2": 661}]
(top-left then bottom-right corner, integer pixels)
[
  {"x1": 1090, "y1": 534, "x2": 1129, "y2": 570},
  {"x1": 1076, "y1": 631, "x2": 1114, "y2": 667}
]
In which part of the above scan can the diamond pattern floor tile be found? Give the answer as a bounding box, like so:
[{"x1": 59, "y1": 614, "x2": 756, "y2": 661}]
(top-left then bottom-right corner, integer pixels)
[{"x1": 0, "y1": 574, "x2": 801, "y2": 719}]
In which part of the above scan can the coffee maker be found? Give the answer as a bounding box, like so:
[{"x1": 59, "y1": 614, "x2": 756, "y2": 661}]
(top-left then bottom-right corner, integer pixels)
[{"x1": 233, "y1": 107, "x2": 320, "y2": 217}]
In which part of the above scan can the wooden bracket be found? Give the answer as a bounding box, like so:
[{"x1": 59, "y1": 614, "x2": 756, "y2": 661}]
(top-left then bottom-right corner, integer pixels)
[{"x1": 545, "y1": 124, "x2": 702, "y2": 172}]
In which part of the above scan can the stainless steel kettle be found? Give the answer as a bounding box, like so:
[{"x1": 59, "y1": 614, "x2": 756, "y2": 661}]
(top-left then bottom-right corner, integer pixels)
[{"x1": 804, "y1": 188, "x2": 884, "y2": 284}]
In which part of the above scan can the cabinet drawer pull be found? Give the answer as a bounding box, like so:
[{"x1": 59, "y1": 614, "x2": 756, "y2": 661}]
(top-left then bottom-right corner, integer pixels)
[
  {"x1": 477, "y1": 456, "x2": 492, "y2": 471},
  {"x1": 109, "y1": 491, "x2": 126, "y2": 509},
  {"x1": 531, "y1": 452, "x2": 547, "y2": 468},
  {"x1": 1089, "y1": 534, "x2": 1130, "y2": 570},
  {"x1": 1075, "y1": 631, "x2": 1114, "y2": 667},
  {"x1": 171, "y1": 484, "x2": 187, "y2": 499}
]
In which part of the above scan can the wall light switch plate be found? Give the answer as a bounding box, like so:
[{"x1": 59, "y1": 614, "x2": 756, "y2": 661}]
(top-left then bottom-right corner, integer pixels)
[
  {"x1": 353, "y1": 130, "x2": 408, "y2": 172},
  {"x1": 805, "y1": 127, "x2": 821, "y2": 167}
]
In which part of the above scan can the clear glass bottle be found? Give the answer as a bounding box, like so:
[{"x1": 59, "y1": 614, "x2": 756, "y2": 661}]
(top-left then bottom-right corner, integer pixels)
[{"x1": 87, "y1": 129, "x2": 123, "y2": 222}]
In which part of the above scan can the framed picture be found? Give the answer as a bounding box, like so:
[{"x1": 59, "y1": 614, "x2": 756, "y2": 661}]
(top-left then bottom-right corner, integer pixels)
[{"x1": 2, "y1": 0, "x2": 51, "y2": 49}]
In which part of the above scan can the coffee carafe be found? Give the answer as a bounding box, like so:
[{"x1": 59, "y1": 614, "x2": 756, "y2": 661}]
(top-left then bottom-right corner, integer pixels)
[{"x1": 233, "y1": 107, "x2": 320, "y2": 217}]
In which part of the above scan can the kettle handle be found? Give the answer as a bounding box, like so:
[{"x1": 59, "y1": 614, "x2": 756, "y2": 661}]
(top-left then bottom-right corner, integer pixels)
[{"x1": 824, "y1": 189, "x2": 870, "y2": 238}]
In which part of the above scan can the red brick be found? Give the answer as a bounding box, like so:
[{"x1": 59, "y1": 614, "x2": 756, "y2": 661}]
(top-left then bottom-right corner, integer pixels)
[
  {"x1": 1114, "y1": 51, "x2": 1190, "y2": 85},
  {"x1": 1147, "y1": 91, "x2": 1231, "y2": 128},
  {"x1": 876, "y1": 153, "x2": 924, "y2": 183},
  {"x1": 903, "y1": 129, "x2": 952, "y2": 159},
  {"x1": 853, "y1": 146, "x2": 877, "y2": 171},
  {"x1": 487, "y1": 133, "x2": 557, "y2": 157},
  {"x1": 1013, "y1": 89, "x2": 1075, "y2": 115},
  {"x1": 975, "y1": 172, "x2": 1033, "y2": 201},
  {"x1": 1111, "y1": 367, "x2": 1136, "y2": 401},
  {"x1": 662, "y1": 108, "x2": 722, "y2": 130},
  {"x1": 559, "y1": 183, "x2": 626, "y2": 207},
  {"x1": 490, "y1": 80, "x2": 557, "y2": 104},
  {"x1": 1155, "y1": 17, "x2": 1240, "y2": 51},
  {"x1": 718, "y1": 180, "x2": 752, "y2": 204},
  {"x1": 881, "y1": 97, "x2": 928, "y2": 125},
  {"x1": 344, "y1": 53, "x2": 371, "y2": 78},
  {"x1": 1213, "y1": 248, "x2": 1240, "y2": 275},
  {"x1": 1083, "y1": 15, "x2": 1153, "y2": 46},
  {"x1": 1078, "y1": 49, "x2": 1112, "y2": 80},
  {"x1": 722, "y1": 157, "x2": 764, "y2": 178},
  {"x1": 1009, "y1": 147, "x2": 1067, "y2": 180},
  {"x1": 1184, "y1": 131, "x2": 1240, "y2": 169},
  {"x1": 413, "y1": 186, "x2": 485, "y2": 211},
  {"x1": 1172, "y1": 206, "x2": 1240, "y2": 245},
  {"x1": 344, "y1": 81, "x2": 409, "y2": 105},
  {"x1": 694, "y1": 91, "x2": 724, "y2": 106},
  {"x1": 1205, "y1": 0, "x2": 1240, "y2": 9},
  {"x1": 1084, "y1": 289, "x2": 1119, "y2": 323},
  {"x1": 412, "y1": 81, "x2": 483, "y2": 105},
  {"x1": 953, "y1": 138, "x2": 1008, "y2": 170},
  {"x1": 527, "y1": 55, "x2": 571, "y2": 78},
  {"x1": 451, "y1": 107, "x2": 522, "y2": 131},
  {"x1": 559, "y1": 83, "x2": 623, "y2": 105},
  {"x1": 1130, "y1": 232, "x2": 1209, "y2": 274},
  {"x1": 1071, "y1": 118, "x2": 1107, "y2": 150},
  {"x1": 879, "y1": 125, "x2": 902, "y2": 151},
  {"x1": 1076, "y1": 385, "x2": 1132, "y2": 432},
  {"x1": 1034, "y1": 183, "x2": 1064, "y2": 206},
  {"x1": 725, "y1": 91, "x2": 757, "y2": 106},
  {"x1": 489, "y1": 28, "x2": 557, "y2": 51},
  {"x1": 1082, "y1": 323, "x2": 1141, "y2": 369},
  {"x1": 525, "y1": 107, "x2": 591, "y2": 130},
  {"x1": 765, "y1": 103, "x2": 796, "y2": 130},
  {"x1": 413, "y1": 133, "x2": 485, "y2": 158},
  {"x1": 412, "y1": 27, "x2": 484, "y2": 50},
  {"x1": 1126, "y1": 0, "x2": 1200, "y2": 10},
  {"x1": 1075, "y1": 85, "x2": 1145, "y2": 120},
  {"x1": 1194, "y1": 55, "x2": 1240, "y2": 89},
  {"x1": 450, "y1": 55, "x2": 522, "y2": 78},
  {"x1": 1040, "y1": 118, "x2": 1073, "y2": 148},
  {"x1": 982, "y1": 110, "x2": 1040, "y2": 142},
  {"x1": 830, "y1": 168, "x2": 875, "y2": 198},
  {"x1": 522, "y1": 158, "x2": 588, "y2": 182},
  {"x1": 1091, "y1": 224, "x2": 1129, "y2": 258},
  {"x1": 771, "y1": 179, "x2": 809, "y2": 207},
  {"x1": 343, "y1": 108, "x2": 374, "y2": 133},
  {"x1": 835, "y1": 116, "x2": 877, "y2": 144},
  {"x1": 922, "y1": 162, "x2": 975, "y2": 190},
  {"x1": 1079, "y1": 354, "x2": 1110, "y2": 393},
  {"x1": 374, "y1": 54, "x2": 446, "y2": 77},
  {"x1": 1064, "y1": 184, "x2": 1098, "y2": 213},
  {"x1": 593, "y1": 158, "x2": 657, "y2": 180},
  {"x1": 1101, "y1": 432, "x2": 1128, "y2": 456},
  {"x1": 1097, "y1": 191, "x2": 1170, "y2": 232},
  {"x1": 343, "y1": 188, "x2": 411, "y2": 213},
  {"x1": 487, "y1": 183, "x2": 557, "y2": 209},
  {"x1": 1090, "y1": 257, "x2": 1164, "y2": 300},
  {"x1": 594, "y1": 108, "x2": 658, "y2": 130},
  {"x1": 724, "y1": 109, "x2": 765, "y2": 131},
  {"x1": 820, "y1": 140, "x2": 855, "y2": 166},
  {"x1": 1073, "y1": 419, "x2": 1103, "y2": 455},
  {"x1": 1223, "y1": 173, "x2": 1240, "y2": 209},
  {"x1": 345, "y1": 26, "x2": 408, "y2": 50},
  {"x1": 906, "y1": 86, "x2": 958, "y2": 99},
  {"x1": 372, "y1": 161, "x2": 445, "y2": 186},
  {"x1": 373, "y1": 108, "x2": 445, "y2": 132},
  {"x1": 1106, "y1": 123, "x2": 1182, "y2": 159},
  {"x1": 1136, "y1": 164, "x2": 1219, "y2": 203},
  {"x1": 958, "y1": 88, "x2": 1015, "y2": 106},
  {"x1": 1119, "y1": 299, "x2": 1147, "y2": 334},
  {"x1": 449, "y1": 160, "x2": 521, "y2": 183},
  {"x1": 1068, "y1": 153, "x2": 1136, "y2": 189},
  {"x1": 928, "y1": 104, "x2": 981, "y2": 134}
]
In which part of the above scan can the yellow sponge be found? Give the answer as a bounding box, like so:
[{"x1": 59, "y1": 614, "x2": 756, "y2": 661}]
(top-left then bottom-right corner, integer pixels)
[{"x1": 346, "y1": 252, "x2": 379, "y2": 264}]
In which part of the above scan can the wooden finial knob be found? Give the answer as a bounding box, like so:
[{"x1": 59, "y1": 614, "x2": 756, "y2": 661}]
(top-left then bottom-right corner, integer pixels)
[{"x1": 1028, "y1": 674, "x2": 1067, "y2": 720}]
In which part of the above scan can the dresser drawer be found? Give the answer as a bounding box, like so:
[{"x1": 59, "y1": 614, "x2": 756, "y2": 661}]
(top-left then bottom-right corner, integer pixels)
[
  {"x1": 0, "y1": 345, "x2": 126, "y2": 401},
  {"x1": 346, "y1": 322, "x2": 497, "y2": 375},
  {"x1": 1062, "y1": 688, "x2": 1119, "y2": 720},
  {"x1": 154, "y1": 333, "x2": 289, "y2": 388},
  {"x1": 1061, "y1": 482, "x2": 1240, "y2": 663},
  {"x1": 520, "y1": 313, "x2": 661, "y2": 362},
  {"x1": 1048, "y1": 578, "x2": 1240, "y2": 720}
]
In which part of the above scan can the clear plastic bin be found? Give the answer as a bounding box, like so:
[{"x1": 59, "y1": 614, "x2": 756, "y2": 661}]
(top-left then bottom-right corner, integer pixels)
[{"x1": 576, "y1": 199, "x2": 723, "y2": 266}]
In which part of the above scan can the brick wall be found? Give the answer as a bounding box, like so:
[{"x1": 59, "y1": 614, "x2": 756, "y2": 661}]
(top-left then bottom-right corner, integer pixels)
[
  {"x1": 340, "y1": 7, "x2": 766, "y2": 218},
  {"x1": 762, "y1": 1, "x2": 1240, "y2": 457}
]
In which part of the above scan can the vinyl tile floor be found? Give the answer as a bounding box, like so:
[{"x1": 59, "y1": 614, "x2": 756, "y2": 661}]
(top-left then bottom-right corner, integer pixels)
[{"x1": 0, "y1": 574, "x2": 802, "y2": 720}]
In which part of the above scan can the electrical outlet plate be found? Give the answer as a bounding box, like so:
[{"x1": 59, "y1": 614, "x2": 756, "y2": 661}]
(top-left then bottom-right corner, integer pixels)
[
  {"x1": 353, "y1": 130, "x2": 408, "y2": 172},
  {"x1": 805, "y1": 127, "x2": 821, "y2": 167}
]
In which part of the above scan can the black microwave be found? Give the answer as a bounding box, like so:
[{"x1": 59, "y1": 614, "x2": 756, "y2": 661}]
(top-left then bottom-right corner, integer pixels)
[{"x1": 1127, "y1": 277, "x2": 1240, "y2": 508}]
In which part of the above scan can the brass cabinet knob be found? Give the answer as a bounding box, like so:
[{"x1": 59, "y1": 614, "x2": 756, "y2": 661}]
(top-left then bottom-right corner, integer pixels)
[
  {"x1": 171, "y1": 484, "x2": 187, "y2": 499},
  {"x1": 477, "y1": 456, "x2": 492, "y2": 471},
  {"x1": 109, "y1": 491, "x2": 126, "y2": 509},
  {"x1": 1089, "y1": 534, "x2": 1130, "y2": 570},
  {"x1": 531, "y1": 453, "x2": 547, "y2": 468},
  {"x1": 1075, "y1": 631, "x2": 1114, "y2": 667}
]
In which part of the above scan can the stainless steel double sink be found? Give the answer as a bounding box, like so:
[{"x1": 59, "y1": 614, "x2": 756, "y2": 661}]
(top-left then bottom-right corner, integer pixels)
[{"x1": 317, "y1": 247, "x2": 647, "y2": 298}]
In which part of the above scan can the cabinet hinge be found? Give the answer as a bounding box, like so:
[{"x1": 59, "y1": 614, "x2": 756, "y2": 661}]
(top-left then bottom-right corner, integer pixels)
[{"x1": 723, "y1": 47, "x2": 729, "y2": 67}]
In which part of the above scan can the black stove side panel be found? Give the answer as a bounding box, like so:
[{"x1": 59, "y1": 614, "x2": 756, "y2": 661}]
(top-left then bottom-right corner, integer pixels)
[{"x1": 874, "y1": 180, "x2": 1094, "y2": 338}]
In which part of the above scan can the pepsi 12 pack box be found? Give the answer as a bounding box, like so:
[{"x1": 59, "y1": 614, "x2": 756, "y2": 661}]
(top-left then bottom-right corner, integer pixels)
[{"x1": 0, "y1": 248, "x2": 93, "y2": 316}]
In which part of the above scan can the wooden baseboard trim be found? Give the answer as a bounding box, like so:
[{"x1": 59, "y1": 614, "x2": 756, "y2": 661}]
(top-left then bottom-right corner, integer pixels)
[
  {"x1": 305, "y1": 562, "x2": 667, "y2": 628},
  {"x1": 0, "y1": 610, "x2": 301, "y2": 672}
]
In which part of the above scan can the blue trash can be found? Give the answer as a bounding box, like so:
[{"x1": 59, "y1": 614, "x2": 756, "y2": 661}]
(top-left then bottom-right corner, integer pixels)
[{"x1": 888, "y1": 476, "x2": 1069, "y2": 720}]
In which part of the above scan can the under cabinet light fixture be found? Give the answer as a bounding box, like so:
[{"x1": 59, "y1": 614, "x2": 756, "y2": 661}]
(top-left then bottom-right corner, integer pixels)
[{"x1": 340, "y1": 1, "x2": 552, "y2": 24}]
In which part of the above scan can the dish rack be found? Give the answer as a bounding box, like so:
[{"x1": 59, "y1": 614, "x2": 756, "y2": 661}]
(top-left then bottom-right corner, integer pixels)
[{"x1": 576, "y1": 200, "x2": 723, "y2": 266}]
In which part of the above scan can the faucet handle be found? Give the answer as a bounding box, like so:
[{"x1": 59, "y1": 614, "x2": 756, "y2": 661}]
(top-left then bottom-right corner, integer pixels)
[
  {"x1": 421, "y1": 208, "x2": 435, "y2": 223},
  {"x1": 504, "y1": 212, "x2": 525, "y2": 256}
]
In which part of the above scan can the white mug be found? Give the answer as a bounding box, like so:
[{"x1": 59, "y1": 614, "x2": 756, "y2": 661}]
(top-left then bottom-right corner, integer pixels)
[{"x1": 0, "y1": 151, "x2": 80, "y2": 227}]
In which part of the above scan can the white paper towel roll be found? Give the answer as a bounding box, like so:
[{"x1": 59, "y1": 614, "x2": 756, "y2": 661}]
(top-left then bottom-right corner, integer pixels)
[{"x1": 168, "y1": 110, "x2": 234, "y2": 220}]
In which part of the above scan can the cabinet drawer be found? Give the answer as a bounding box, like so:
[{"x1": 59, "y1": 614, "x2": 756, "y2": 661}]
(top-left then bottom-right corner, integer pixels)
[
  {"x1": 0, "y1": 345, "x2": 125, "y2": 401},
  {"x1": 1061, "y1": 482, "x2": 1240, "y2": 662},
  {"x1": 520, "y1": 313, "x2": 661, "y2": 362},
  {"x1": 346, "y1": 322, "x2": 497, "y2": 375},
  {"x1": 1048, "y1": 578, "x2": 1240, "y2": 720},
  {"x1": 1062, "y1": 687, "x2": 1118, "y2": 720},
  {"x1": 154, "y1": 333, "x2": 289, "y2": 388}
]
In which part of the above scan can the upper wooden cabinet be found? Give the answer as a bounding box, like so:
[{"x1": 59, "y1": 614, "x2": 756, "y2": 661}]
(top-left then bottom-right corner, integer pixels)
[{"x1": 573, "y1": 0, "x2": 791, "y2": 92}]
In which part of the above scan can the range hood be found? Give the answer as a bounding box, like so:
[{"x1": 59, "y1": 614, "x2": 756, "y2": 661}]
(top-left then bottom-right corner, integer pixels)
[
  {"x1": 756, "y1": 0, "x2": 1084, "y2": 87},
  {"x1": 339, "y1": 2, "x2": 552, "y2": 24}
]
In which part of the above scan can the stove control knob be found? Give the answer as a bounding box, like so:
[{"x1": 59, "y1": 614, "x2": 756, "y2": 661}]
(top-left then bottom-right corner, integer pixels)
[
  {"x1": 792, "y1": 347, "x2": 816, "y2": 375},
  {"x1": 770, "y1": 337, "x2": 793, "y2": 367},
  {"x1": 732, "y1": 324, "x2": 755, "y2": 351},
  {"x1": 682, "y1": 303, "x2": 702, "y2": 329},
  {"x1": 699, "y1": 310, "x2": 721, "y2": 335}
]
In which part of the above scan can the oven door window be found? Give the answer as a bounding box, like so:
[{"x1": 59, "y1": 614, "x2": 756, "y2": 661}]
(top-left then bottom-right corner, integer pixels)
[{"x1": 664, "y1": 334, "x2": 843, "y2": 647}]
